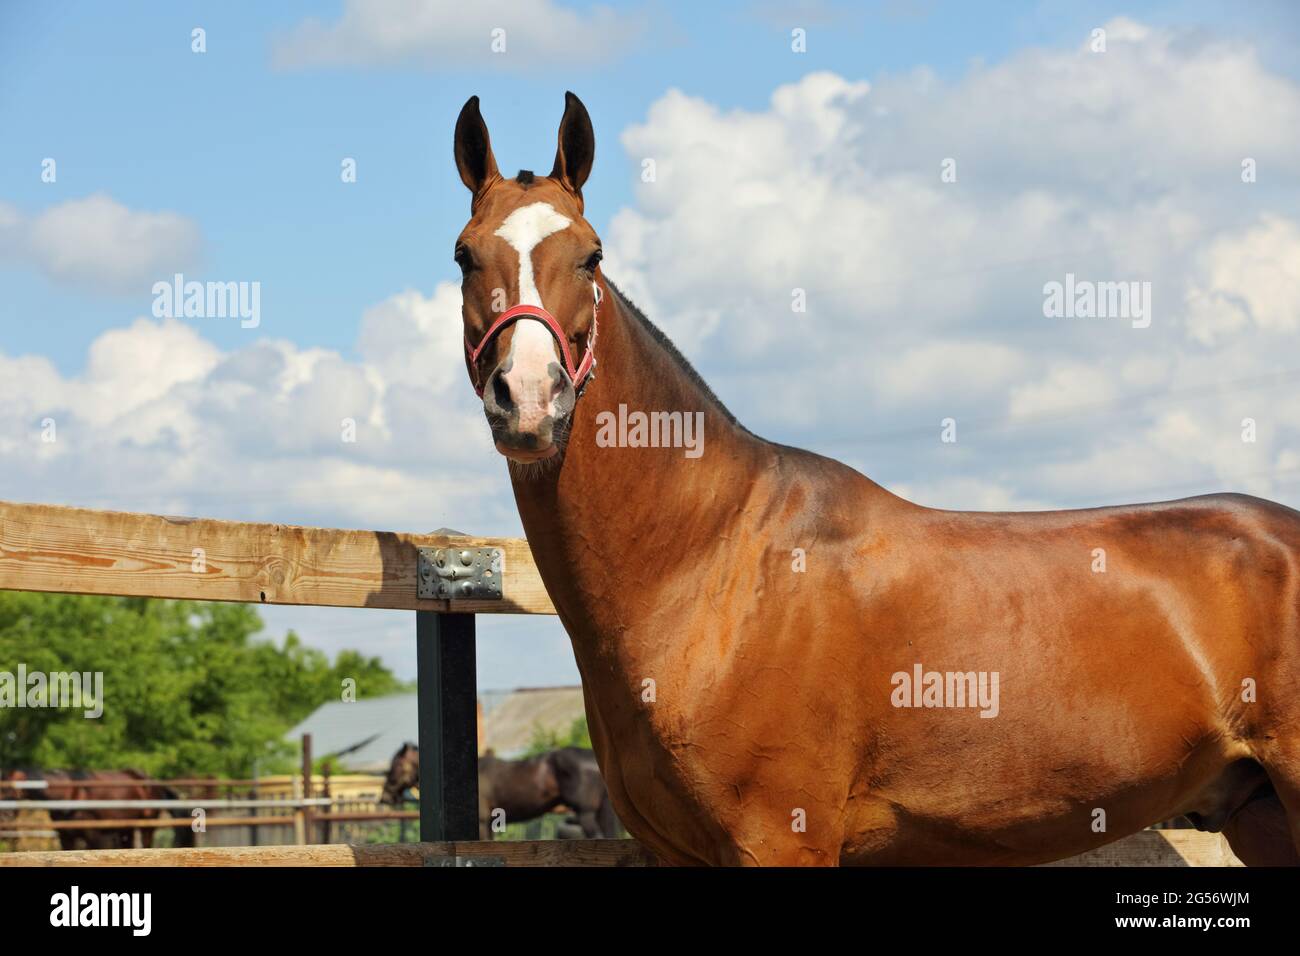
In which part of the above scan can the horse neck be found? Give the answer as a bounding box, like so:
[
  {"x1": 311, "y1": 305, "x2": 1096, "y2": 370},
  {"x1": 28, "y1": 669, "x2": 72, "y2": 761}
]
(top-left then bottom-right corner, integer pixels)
[{"x1": 510, "y1": 279, "x2": 769, "y2": 653}]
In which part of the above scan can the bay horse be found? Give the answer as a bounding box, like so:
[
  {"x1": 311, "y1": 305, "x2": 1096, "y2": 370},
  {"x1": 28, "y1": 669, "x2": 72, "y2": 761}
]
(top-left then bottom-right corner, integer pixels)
[
  {"x1": 1, "y1": 768, "x2": 193, "y2": 850},
  {"x1": 378, "y1": 742, "x2": 619, "y2": 839},
  {"x1": 449, "y1": 92, "x2": 1300, "y2": 866}
]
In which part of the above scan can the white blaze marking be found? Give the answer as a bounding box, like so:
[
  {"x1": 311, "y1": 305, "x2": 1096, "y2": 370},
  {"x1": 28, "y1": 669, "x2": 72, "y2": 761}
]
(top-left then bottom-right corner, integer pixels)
[
  {"x1": 494, "y1": 201, "x2": 572, "y2": 308},
  {"x1": 493, "y1": 201, "x2": 572, "y2": 426}
]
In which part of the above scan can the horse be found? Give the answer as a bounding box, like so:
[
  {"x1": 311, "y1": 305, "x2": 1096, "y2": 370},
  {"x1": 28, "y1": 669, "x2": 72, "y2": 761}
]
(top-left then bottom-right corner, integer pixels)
[
  {"x1": 447, "y1": 91, "x2": 1300, "y2": 866},
  {"x1": 378, "y1": 742, "x2": 619, "y2": 839},
  {"x1": 1, "y1": 768, "x2": 194, "y2": 850}
]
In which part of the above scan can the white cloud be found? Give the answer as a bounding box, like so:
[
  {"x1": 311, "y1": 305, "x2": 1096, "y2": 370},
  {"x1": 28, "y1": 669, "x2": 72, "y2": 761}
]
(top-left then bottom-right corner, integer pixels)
[
  {"x1": 0, "y1": 194, "x2": 202, "y2": 296},
  {"x1": 602, "y1": 21, "x2": 1300, "y2": 510},
  {"x1": 879, "y1": 342, "x2": 1028, "y2": 405},
  {"x1": 1008, "y1": 363, "x2": 1119, "y2": 421},
  {"x1": 356, "y1": 283, "x2": 468, "y2": 393},
  {"x1": 273, "y1": 0, "x2": 649, "y2": 71},
  {"x1": 886, "y1": 476, "x2": 1054, "y2": 513},
  {"x1": 1184, "y1": 215, "x2": 1300, "y2": 346},
  {"x1": 859, "y1": 18, "x2": 1300, "y2": 197},
  {"x1": 0, "y1": 283, "x2": 511, "y2": 532}
]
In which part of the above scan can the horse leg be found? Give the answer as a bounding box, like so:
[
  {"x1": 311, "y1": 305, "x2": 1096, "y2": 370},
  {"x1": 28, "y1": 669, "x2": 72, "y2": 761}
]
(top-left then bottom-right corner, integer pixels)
[
  {"x1": 1222, "y1": 795, "x2": 1299, "y2": 865},
  {"x1": 1266, "y1": 749, "x2": 1300, "y2": 861},
  {"x1": 573, "y1": 808, "x2": 602, "y2": 838},
  {"x1": 1228, "y1": 740, "x2": 1300, "y2": 866},
  {"x1": 596, "y1": 794, "x2": 620, "y2": 839},
  {"x1": 555, "y1": 819, "x2": 586, "y2": 839}
]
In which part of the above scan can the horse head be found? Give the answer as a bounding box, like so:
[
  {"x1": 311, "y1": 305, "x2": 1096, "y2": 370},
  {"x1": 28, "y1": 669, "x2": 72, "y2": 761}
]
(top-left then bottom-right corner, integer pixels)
[
  {"x1": 453, "y1": 92, "x2": 602, "y2": 466},
  {"x1": 379, "y1": 742, "x2": 420, "y2": 805}
]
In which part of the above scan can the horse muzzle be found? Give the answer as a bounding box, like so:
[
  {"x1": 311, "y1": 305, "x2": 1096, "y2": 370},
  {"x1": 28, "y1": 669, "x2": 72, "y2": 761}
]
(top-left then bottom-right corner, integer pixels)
[
  {"x1": 482, "y1": 358, "x2": 576, "y2": 462},
  {"x1": 464, "y1": 302, "x2": 598, "y2": 463}
]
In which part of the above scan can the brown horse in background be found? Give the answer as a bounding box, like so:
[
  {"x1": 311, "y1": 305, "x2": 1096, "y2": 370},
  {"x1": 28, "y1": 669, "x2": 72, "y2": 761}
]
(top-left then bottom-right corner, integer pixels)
[
  {"x1": 449, "y1": 92, "x2": 1300, "y2": 865},
  {"x1": 379, "y1": 743, "x2": 619, "y2": 839},
  {"x1": 2, "y1": 768, "x2": 193, "y2": 850}
]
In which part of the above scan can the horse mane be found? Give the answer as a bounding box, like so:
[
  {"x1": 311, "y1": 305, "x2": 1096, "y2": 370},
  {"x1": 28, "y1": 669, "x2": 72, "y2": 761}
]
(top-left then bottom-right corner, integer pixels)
[{"x1": 604, "y1": 278, "x2": 756, "y2": 438}]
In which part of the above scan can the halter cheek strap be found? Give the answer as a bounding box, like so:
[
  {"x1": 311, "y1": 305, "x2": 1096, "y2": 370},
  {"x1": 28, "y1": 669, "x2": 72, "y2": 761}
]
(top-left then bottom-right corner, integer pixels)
[{"x1": 464, "y1": 284, "x2": 600, "y2": 399}]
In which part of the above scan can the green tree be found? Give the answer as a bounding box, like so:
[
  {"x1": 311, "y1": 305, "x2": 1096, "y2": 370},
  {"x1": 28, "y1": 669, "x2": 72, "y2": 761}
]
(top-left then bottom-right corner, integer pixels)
[
  {"x1": 524, "y1": 716, "x2": 592, "y2": 756},
  {"x1": 0, "y1": 592, "x2": 406, "y2": 777}
]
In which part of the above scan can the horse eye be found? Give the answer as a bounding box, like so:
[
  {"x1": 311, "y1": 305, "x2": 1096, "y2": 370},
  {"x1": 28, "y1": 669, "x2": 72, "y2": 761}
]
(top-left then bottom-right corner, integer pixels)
[
  {"x1": 583, "y1": 249, "x2": 603, "y2": 273},
  {"x1": 454, "y1": 244, "x2": 473, "y2": 273}
]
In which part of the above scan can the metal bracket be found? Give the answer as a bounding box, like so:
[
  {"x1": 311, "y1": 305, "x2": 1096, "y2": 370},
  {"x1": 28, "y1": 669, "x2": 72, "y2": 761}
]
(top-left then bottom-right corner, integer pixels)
[
  {"x1": 417, "y1": 546, "x2": 504, "y2": 601},
  {"x1": 424, "y1": 855, "x2": 505, "y2": 867}
]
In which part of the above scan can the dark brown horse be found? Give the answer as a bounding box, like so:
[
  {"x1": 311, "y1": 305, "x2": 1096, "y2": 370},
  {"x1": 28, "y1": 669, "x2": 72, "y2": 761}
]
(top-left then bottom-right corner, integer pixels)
[
  {"x1": 379, "y1": 742, "x2": 618, "y2": 839},
  {"x1": 450, "y1": 92, "x2": 1300, "y2": 865},
  {"x1": 2, "y1": 768, "x2": 193, "y2": 850}
]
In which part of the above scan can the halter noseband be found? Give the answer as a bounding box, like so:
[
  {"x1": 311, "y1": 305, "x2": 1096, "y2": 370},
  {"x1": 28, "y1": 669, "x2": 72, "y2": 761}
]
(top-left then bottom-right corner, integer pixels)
[{"x1": 464, "y1": 285, "x2": 601, "y2": 399}]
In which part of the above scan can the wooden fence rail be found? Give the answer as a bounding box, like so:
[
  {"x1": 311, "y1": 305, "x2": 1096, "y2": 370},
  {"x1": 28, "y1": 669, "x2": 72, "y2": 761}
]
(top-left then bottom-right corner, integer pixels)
[
  {"x1": 0, "y1": 799, "x2": 333, "y2": 811},
  {"x1": 0, "y1": 498, "x2": 555, "y2": 855},
  {"x1": 2, "y1": 811, "x2": 421, "y2": 832},
  {"x1": 0, "y1": 839, "x2": 654, "y2": 867},
  {"x1": 0, "y1": 777, "x2": 368, "y2": 789},
  {"x1": 0, "y1": 831, "x2": 1243, "y2": 867},
  {"x1": 0, "y1": 500, "x2": 554, "y2": 614}
]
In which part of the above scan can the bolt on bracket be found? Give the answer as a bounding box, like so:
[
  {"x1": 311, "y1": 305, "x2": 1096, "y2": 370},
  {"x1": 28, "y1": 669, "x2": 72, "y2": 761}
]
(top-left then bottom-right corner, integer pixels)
[
  {"x1": 417, "y1": 546, "x2": 504, "y2": 601},
  {"x1": 424, "y1": 855, "x2": 505, "y2": 867}
]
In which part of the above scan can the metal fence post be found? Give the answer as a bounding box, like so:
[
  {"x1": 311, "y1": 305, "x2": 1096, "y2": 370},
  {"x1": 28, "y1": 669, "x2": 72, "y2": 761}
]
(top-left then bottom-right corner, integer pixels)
[{"x1": 415, "y1": 611, "x2": 479, "y2": 842}]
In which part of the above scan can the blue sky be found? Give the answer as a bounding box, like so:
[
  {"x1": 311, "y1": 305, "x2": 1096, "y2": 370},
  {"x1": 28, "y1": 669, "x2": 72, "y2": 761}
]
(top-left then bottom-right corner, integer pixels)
[
  {"x1": 3, "y1": 1, "x2": 1299, "y2": 686},
  {"x1": 5, "y1": 0, "x2": 1292, "y2": 367}
]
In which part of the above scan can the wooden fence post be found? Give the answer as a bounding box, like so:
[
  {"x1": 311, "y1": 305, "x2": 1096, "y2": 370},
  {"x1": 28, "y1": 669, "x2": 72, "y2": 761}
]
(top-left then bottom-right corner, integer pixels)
[
  {"x1": 301, "y1": 733, "x2": 313, "y2": 846},
  {"x1": 415, "y1": 611, "x2": 479, "y2": 842},
  {"x1": 322, "y1": 761, "x2": 332, "y2": 845},
  {"x1": 291, "y1": 779, "x2": 304, "y2": 846},
  {"x1": 250, "y1": 770, "x2": 260, "y2": 848}
]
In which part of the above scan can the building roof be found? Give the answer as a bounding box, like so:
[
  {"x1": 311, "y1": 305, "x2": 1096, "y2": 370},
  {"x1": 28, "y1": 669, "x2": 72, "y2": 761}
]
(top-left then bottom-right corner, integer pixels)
[
  {"x1": 284, "y1": 694, "x2": 419, "y2": 773},
  {"x1": 481, "y1": 686, "x2": 587, "y2": 756},
  {"x1": 285, "y1": 686, "x2": 586, "y2": 770}
]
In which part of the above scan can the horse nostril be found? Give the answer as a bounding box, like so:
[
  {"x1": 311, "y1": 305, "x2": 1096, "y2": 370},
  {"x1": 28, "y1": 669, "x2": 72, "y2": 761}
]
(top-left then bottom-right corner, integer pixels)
[{"x1": 491, "y1": 370, "x2": 513, "y2": 411}]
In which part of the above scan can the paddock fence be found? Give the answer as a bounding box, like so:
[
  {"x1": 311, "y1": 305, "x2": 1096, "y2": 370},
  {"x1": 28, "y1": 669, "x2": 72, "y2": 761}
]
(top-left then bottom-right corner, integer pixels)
[{"x1": 0, "y1": 741, "x2": 420, "y2": 849}]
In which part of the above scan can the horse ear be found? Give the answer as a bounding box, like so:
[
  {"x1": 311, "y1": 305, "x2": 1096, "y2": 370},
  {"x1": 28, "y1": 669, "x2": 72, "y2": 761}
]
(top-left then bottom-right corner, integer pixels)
[
  {"x1": 454, "y1": 96, "x2": 500, "y2": 196},
  {"x1": 550, "y1": 91, "x2": 595, "y2": 197}
]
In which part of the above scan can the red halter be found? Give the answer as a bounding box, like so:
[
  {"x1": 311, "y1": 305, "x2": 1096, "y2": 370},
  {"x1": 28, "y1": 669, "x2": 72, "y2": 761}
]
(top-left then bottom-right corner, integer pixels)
[{"x1": 464, "y1": 287, "x2": 600, "y2": 398}]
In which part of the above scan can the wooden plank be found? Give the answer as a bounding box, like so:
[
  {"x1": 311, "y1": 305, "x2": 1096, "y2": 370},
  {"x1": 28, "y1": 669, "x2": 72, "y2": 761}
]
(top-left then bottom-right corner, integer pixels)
[
  {"x1": 0, "y1": 500, "x2": 554, "y2": 614},
  {"x1": 1042, "y1": 830, "x2": 1243, "y2": 867},
  {"x1": 0, "y1": 831, "x2": 1241, "y2": 867},
  {"x1": 0, "y1": 799, "x2": 331, "y2": 810},
  {"x1": 0, "y1": 775, "x2": 383, "y2": 788},
  {"x1": 0, "y1": 839, "x2": 657, "y2": 867},
  {"x1": 4, "y1": 816, "x2": 295, "y2": 830},
  {"x1": 4, "y1": 812, "x2": 420, "y2": 830}
]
